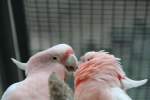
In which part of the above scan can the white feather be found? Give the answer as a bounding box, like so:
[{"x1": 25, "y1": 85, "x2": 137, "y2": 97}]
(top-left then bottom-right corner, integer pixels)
[
  {"x1": 1, "y1": 82, "x2": 21, "y2": 100},
  {"x1": 121, "y1": 77, "x2": 148, "y2": 90},
  {"x1": 11, "y1": 58, "x2": 26, "y2": 70},
  {"x1": 111, "y1": 87, "x2": 132, "y2": 100}
]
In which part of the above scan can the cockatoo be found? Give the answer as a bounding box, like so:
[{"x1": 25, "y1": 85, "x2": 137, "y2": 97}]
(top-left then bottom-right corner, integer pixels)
[
  {"x1": 48, "y1": 72, "x2": 74, "y2": 100},
  {"x1": 75, "y1": 51, "x2": 148, "y2": 100},
  {"x1": 1, "y1": 44, "x2": 78, "y2": 100}
]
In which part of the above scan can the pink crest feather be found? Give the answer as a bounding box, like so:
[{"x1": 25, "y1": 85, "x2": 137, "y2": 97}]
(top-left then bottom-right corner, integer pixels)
[{"x1": 75, "y1": 51, "x2": 125, "y2": 88}]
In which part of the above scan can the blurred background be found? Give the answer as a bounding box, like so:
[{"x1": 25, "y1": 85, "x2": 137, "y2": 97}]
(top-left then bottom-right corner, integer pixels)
[{"x1": 0, "y1": 0, "x2": 150, "y2": 99}]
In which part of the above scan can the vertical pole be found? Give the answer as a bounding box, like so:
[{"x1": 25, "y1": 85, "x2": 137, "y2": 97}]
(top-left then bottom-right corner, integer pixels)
[
  {"x1": 0, "y1": 0, "x2": 30, "y2": 91},
  {"x1": 11, "y1": 0, "x2": 30, "y2": 80},
  {"x1": 11, "y1": 0, "x2": 30, "y2": 62},
  {"x1": 0, "y1": 0, "x2": 19, "y2": 90}
]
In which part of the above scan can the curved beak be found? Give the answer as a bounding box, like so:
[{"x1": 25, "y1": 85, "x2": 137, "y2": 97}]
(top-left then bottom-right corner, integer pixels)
[{"x1": 65, "y1": 54, "x2": 78, "y2": 71}]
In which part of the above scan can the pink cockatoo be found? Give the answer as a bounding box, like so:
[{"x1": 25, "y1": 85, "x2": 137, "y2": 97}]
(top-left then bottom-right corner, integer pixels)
[
  {"x1": 1, "y1": 44, "x2": 78, "y2": 100},
  {"x1": 75, "y1": 51, "x2": 148, "y2": 100}
]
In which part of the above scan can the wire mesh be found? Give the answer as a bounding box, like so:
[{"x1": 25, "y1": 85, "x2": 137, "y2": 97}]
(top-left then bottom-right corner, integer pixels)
[{"x1": 23, "y1": 0, "x2": 150, "y2": 99}]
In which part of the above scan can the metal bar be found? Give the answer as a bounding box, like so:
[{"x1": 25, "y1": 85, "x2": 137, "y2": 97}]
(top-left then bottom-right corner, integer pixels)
[
  {"x1": 140, "y1": 1, "x2": 149, "y2": 100},
  {"x1": 68, "y1": 0, "x2": 73, "y2": 46},
  {"x1": 57, "y1": 0, "x2": 62, "y2": 42},
  {"x1": 79, "y1": 0, "x2": 83, "y2": 55},
  {"x1": 128, "y1": 1, "x2": 138, "y2": 98},
  {"x1": 120, "y1": 0, "x2": 126, "y2": 59},
  {"x1": 111, "y1": 0, "x2": 116, "y2": 53},
  {"x1": 34, "y1": 0, "x2": 42, "y2": 49},
  {"x1": 11, "y1": 0, "x2": 30, "y2": 78},
  {"x1": 128, "y1": 0, "x2": 137, "y2": 77},
  {"x1": 0, "y1": 0, "x2": 19, "y2": 91},
  {"x1": 46, "y1": 0, "x2": 52, "y2": 45},
  {"x1": 100, "y1": 0, "x2": 104, "y2": 48},
  {"x1": 8, "y1": 0, "x2": 24, "y2": 81}
]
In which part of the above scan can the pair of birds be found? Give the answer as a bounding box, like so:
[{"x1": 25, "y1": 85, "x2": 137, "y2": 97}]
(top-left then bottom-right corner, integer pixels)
[{"x1": 1, "y1": 44, "x2": 148, "y2": 100}]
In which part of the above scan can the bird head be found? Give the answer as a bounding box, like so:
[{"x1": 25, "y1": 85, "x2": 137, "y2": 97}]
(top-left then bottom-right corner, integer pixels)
[{"x1": 12, "y1": 44, "x2": 78, "y2": 76}]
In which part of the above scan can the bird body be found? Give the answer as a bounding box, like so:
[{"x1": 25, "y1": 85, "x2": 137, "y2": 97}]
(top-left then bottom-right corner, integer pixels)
[
  {"x1": 1, "y1": 44, "x2": 78, "y2": 100},
  {"x1": 2, "y1": 74, "x2": 49, "y2": 100},
  {"x1": 75, "y1": 51, "x2": 147, "y2": 100},
  {"x1": 75, "y1": 81, "x2": 131, "y2": 100}
]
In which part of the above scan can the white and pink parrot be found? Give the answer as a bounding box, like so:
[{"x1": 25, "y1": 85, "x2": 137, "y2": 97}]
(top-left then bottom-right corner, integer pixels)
[
  {"x1": 75, "y1": 51, "x2": 148, "y2": 100},
  {"x1": 1, "y1": 44, "x2": 78, "y2": 100}
]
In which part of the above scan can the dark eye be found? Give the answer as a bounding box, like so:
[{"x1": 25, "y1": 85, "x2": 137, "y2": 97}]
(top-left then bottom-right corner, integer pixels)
[
  {"x1": 52, "y1": 56, "x2": 58, "y2": 60},
  {"x1": 87, "y1": 58, "x2": 90, "y2": 61}
]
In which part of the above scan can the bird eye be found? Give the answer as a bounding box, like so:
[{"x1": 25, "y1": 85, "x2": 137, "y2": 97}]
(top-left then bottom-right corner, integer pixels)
[{"x1": 52, "y1": 56, "x2": 58, "y2": 60}]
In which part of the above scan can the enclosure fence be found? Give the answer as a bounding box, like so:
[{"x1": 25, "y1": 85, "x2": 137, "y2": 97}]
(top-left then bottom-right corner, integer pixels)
[{"x1": 0, "y1": 0, "x2": 150, "y2": 100}]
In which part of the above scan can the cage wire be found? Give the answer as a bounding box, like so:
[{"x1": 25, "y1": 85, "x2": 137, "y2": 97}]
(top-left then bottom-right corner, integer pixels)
[{"x1": 23, "y1": 0, "x2": 150, "y2": 100}]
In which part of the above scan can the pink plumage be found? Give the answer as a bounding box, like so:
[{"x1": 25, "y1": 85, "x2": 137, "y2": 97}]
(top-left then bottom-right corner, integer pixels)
[
  {"x1": 1, "y1": 44, "x2": 78, "y2": 100},
  {"x1": 75, "y1": 51, "x2": 147, "y2": 100},
  {"x1": 75, "y1": 51, "x2": 124, "y2": 88}
]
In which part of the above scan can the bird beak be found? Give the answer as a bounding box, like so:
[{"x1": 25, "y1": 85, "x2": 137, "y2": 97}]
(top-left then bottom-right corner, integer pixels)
[{"x1": 65, "y1": 54, "x2": 78, "y2": 71}]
